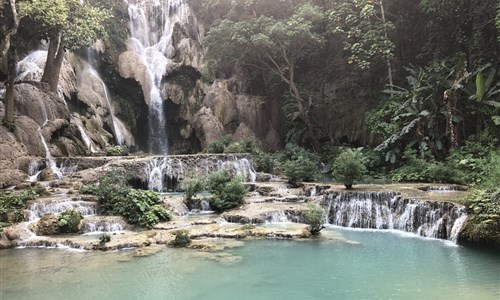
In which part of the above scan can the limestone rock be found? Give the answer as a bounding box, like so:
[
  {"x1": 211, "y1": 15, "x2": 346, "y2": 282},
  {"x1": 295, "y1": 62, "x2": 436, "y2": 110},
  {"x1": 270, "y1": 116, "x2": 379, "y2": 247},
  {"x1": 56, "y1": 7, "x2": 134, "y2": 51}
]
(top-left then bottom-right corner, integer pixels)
[
  {"x1": 33, "y1": 214, "x2": 60, "y2": 236},
  {"x1": 118, "y1": 51, "x2": 153, "y2": 105},
  {"x1": 14, "y1": 83, "x2": 69, "y2": 127},
  {"x1": 193, "y1": 107, "x2": 224, "y2": 147},
  {"x1": 203, "y1": 80, "x2": 239, "y2": 127}
]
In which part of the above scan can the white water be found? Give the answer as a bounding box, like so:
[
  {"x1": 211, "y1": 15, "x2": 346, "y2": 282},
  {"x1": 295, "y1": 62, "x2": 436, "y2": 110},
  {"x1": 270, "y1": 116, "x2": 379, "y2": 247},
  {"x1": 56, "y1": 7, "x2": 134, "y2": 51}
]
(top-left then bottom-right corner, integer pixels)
[
  {"x1": 80, "y1": 217, "x2": 126, "y2": 234},
  {"x1": 76, "y1": 122, "x2": 97, "y2": 153},
  {"x1": 37, "y1": 129, "x2": 63, "y2": 180},
  {"x1": 324, "y1": 191, "x2": 468, "y2": 242},
  {"x1": 26, "y1": 199, "x2": 97, "y2": 222},
  {"x1": 145, "y1": 156, "x2": 257, "y2": 192},
  {"x1": 87, "y1": 67, "x2": 128, "y2": 145},
  {"x1": 126, "y1": 0, "x2": 191, "y2": 154}
]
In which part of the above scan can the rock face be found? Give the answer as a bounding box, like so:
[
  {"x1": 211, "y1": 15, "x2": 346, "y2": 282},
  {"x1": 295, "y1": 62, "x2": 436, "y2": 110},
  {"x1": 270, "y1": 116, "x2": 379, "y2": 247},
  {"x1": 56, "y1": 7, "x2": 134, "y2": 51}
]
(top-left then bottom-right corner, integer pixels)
[{"x1": 32, "y1": 214, "x2": 60, "y2": 236}]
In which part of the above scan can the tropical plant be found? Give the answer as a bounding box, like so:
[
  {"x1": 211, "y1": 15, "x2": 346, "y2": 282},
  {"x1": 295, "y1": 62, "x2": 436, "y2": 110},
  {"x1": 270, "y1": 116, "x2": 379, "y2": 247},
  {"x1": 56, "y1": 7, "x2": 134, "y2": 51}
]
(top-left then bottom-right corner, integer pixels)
[
  {"x1": 332, "y1": 148, "x2": 367, "y2": 189},
  {"x1": 182, "y1": 178, "x2": 205, "y2": 202},
  {"x1": 277, "y1": 143, "x2": 320, "y2": 184},
  {"x1": 57, "y1": 209, "x2": 82, "y2": 233},
  {"x1": 207, "y1": 171, "x2": 248, "y2": 212},
  {"x1": 302, "y1": 204, "x2": 325, "y2": 235},
  {"x1": 106, "y1": 145, "x2": 129, "y2": 156},
  {"x1": 93, "y1": 171, "x2": 171, "y2": 229},
  {"x1": 170, "y1": 230, "x2": 191, "y2": 247},
  {"x1": 0, "y1": 188, "x2": 38, "y2": 222}
]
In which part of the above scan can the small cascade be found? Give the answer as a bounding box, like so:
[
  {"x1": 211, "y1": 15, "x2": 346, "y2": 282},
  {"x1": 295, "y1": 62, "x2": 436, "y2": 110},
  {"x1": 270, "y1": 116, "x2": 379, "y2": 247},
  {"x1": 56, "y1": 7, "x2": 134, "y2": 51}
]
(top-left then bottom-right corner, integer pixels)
[
  {"x1": 220, "y1": 157, "x2": 257, "y2": 182},
  {"x1": 420, "y1": 186, "x2": 468, "y2": 192},
  {"x1": 145, "y1": 155, "x2": 258, "y2": 191},
  {"x1": 26, "y1": 199, "x2": 97, "y2": 222},
  {"x1": 87, "y1": 67, "x2": 130, "y2": 146},
  {"x1": 80, "y1": 216, "x2": 127, "y2": 234},
  {"x1": 27, "y1": 160, "x2": 44, "y2": 182},
  {"x1": 75, "y1": 119, "x2": 97, "y2": 153},
  {"x1": 37, "y1": 128, "x2": 63, "y2": 179},
  {"x1": 323, "y1": 191, "x2": 468, "y2": 241},
  {"x1": 200, "y1": 200, "x2": 211, "y2": 212},
  {"x1": 15, "y1": 50, "x2": 46, "y2": 82},
  {"x1": 265, "y1": 211, "x2": 291, "y2": 223},
  {"x1": 146, "y1": 158, "x2": 169, "y2": 192}
]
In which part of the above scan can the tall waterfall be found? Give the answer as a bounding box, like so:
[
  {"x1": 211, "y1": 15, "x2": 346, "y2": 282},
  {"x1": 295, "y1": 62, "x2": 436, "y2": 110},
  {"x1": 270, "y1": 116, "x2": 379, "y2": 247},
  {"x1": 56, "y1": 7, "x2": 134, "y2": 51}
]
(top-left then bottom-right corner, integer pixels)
[
  {"x1": 323, "y1": 191, "x2": 468, "y2": 242},
  {"x1": 126, "y1": 0, "x2": 191, "y2": 154}
]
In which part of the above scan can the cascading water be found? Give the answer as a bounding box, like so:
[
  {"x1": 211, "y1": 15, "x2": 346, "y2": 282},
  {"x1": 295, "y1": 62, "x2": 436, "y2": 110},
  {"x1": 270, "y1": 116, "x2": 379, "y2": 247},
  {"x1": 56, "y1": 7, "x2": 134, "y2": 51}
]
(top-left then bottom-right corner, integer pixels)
[
  {"x1": 126, "y1": 0, "x2": 191, "y2": 154},
  {"x1": 87, "y1": 67, "x2": 127, "y2": 145},
  {"x1": 145, "y1": 155, "x2": 257, "y2": 192},
  {"x1": 26, "y1": 199, "x2": 97, "y2": 222},
  {"x1": 37, "y1": 129, "x2": 63, "y2": 180},
  {"x1": 80, "y1": 216, "x2": 127, "y2": 234},
  {"x1": 323, "y1": 191, "x2": 468, "y2": 242}
]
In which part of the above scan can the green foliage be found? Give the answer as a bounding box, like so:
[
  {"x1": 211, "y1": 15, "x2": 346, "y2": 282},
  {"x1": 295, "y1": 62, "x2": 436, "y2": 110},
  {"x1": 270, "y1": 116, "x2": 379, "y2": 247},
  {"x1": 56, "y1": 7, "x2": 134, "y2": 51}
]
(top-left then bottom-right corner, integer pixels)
[
  {"x1": 182, "y1": 178, "x2": 205, "y2": 201},
  {"x1": 170, "y1": 230, "x2": 191, "y2": 247},
  {"x1": 1, "y1": 119, "x2": 16, "y2": 132},
  {"x1": 328, "y1": 0, "x2": 394, "y2": 69},
  {"x1": 203, "y1": 135, "x2": 234, "y2": 154},
  {"x1": 0, "y1": 189, "x2": 39, "y2": 222},
  {"x1": 79, "y1": 184, "x2": 98, "y2": 195},
  {"x1": 253, "y1": 151, "x2": 274, "y2": 173},
  {"x1": 105, "y1": 145, "x2": 129, "y2": 156},
  {"x1": 94, "y1": 171, "x2": 170, "y2": 229},
  {"x1": 57, "y1": 209, "x2": 82, "y2": 233},
  {"x1": 98, "y1": 233, "x2": 111, "y2": 249},
  {"x1": 18, "y1": 0, "x2": 112, "y2": 50},
  {"x1": 207, "y1": 171, "x2": 248, "y2": 212},
  {"x1": 277, "y1": 143, "x2": 320, "y2": 183},
  {"x1": 332, "y1": 148, "x2": 367, "y2": 189},
  {"x1": 302, "y1": 204, "x2": 325, "y2": 235},
  {"x1": 461, "y1": 188, "x2": 500, "y2": 248}
]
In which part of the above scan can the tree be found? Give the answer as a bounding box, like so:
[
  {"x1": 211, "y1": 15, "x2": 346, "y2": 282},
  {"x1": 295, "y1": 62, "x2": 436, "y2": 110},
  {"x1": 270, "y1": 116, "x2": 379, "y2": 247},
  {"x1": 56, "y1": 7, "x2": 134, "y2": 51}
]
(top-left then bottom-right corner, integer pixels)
[
  {"x1": 302, "y1": 204, "x2": 325, "y2": 235},
  {"x1": 332, "y1": 148, "x2": 366, "y2": 189},
  {"x1": 0, "y1": 0, "x2": 18, "y2": 127},
  {"x1": 328, "y1": 0, "x2": 395, "y2": 83},
  {"x1": 18, "y1": 0, "x2": 111, "y2": 92},
  {"x1": 204, "y1": 3, "x2": 325, "y2": 151}
]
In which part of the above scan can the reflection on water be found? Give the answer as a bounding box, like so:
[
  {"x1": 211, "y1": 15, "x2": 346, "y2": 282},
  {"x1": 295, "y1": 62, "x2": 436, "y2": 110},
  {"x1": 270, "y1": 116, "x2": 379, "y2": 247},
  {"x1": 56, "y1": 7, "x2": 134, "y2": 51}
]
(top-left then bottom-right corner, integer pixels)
[{"x1": 1, "y1": 228, "x2": 499, "y2": 300}]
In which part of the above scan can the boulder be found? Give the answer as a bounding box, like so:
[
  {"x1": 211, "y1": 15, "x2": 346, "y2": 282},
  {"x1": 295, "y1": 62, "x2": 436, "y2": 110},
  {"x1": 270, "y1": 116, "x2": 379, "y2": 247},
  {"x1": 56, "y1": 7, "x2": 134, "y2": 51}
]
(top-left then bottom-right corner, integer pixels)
[
  {"x1": 33, "y1": 214, "x2": 60, "y2": 236},
  {"x1": 193, "y1": 107, "x2": 224, "y2": 147},
  {"x1": 203, "y1": 80, "x2": 239, "y2": 127}
]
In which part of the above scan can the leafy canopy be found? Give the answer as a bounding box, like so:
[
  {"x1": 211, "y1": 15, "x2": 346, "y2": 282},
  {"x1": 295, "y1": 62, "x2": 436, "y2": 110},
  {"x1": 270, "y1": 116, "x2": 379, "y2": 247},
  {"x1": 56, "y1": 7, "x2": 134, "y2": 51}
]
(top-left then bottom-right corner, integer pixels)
[{"x1": 18, "y1": 0, "x2": 111, "y2": 50}]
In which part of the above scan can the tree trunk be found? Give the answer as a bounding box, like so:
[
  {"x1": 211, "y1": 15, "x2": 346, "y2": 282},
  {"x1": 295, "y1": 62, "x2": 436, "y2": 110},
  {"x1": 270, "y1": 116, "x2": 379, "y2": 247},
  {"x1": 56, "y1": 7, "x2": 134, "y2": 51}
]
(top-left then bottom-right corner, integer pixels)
[
  {"x1": 379, "y1": 0, "x2": 393, "y2": 86},
  {"x1": 41, "y1": 35, "x2": 65, "y2": 92},
  {"x1": 4, "y1": 47, "x2": 17, "y2": 125},
  {"x1": 288, "y1": 66, "x2": 321, "y2": 152}
]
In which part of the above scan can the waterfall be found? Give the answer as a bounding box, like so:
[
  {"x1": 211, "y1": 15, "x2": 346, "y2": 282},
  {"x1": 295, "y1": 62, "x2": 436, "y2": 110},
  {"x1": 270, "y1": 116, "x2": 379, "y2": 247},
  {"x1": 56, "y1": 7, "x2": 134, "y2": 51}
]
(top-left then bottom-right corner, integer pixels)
[
  {"x1": 145, "y1": 155, "x2": 257, "y2": 191},
  {"x1": 80, "y1": 216, "x2": 126, "y2": 234},
  {"x1": 37, "y1": 128, "x2": 63, "y2": 180},
  {"x1": 324, "y1": 191, "x2": 468, "y2": 241},
  {"x1": 126, "y1": 0, "x2": 191, "y2": 154},
  {"x1": 26, "y1": 199, "x2": 97, "y2": 222},
  {"x1": 76, "y1": 122, "x2": 97, "y2": 153},
  {"x1": 146, "y1": 157, "x2": 169, "y2": 192},
  {"x1": 87, "y1": 67, "x2": 128, "y2": 145}
]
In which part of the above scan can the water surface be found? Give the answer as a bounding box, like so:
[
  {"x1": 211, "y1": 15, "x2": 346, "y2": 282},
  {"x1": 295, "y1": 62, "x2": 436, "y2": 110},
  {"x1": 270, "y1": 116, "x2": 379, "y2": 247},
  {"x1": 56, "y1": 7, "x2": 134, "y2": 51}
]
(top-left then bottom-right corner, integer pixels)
[{"x1": 1, "y1": 228, "x2": 498, "y2": 300}]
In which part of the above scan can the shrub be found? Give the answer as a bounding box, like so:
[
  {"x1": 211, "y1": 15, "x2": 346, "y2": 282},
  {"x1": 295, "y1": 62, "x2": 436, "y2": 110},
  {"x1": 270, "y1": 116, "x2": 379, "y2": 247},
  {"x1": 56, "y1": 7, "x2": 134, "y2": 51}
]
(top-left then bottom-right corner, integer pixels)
[
  {"x1": 98, "y1": 233, "x2": 111, "y2": 250},
  {"x1": 0, "y1": 188, "x2": 39, "y2": 222},
  {"x1": 254, "y1": 151, "x2": 274, "y2": 173},
  {"x1": 58, "y1": 210, "x2": 83, "y2": 233},
  {"x1": 302, "y1": 204, "x2": 325, "y2": 235},
  {"x1": 182, "y1": 178, "x2": 205, "y2": 201},
  {"x1": 95, "y1": 171, "x2": 171, "y2": 229},
  {"x1": 332, "y1": 148, "x2": 367, "y2": 189},
  {"x1": 207, "y1": 171, "x2": 248, "y2": 212},
  {"x1": 460, "y1": 188, "x2": 500, "y2": 248},
  {"x1": 106, "y1": 145, "x2": 129, "y2": 156},
  {"x1": 170, "y1": 230, "x2": 191, "y2": 247},
  {"x1": 278, "y1": 143, "x2": 320, "y2": 183},
  {"x1": 79, "y1": 184, "x2": 98, "y2": 195},
  {"x1": 203, "y1": 135, "x2": 234, "y2": 153}
]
